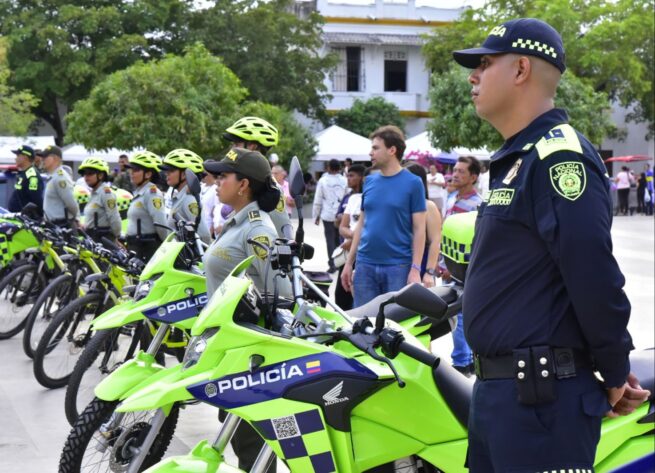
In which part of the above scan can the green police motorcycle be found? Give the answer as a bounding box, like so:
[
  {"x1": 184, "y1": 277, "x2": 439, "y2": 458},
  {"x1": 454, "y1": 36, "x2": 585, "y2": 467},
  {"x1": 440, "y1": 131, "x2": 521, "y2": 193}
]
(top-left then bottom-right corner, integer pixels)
[{"x1": 64, "y1": 220, "x2": 206, "y2": 426}]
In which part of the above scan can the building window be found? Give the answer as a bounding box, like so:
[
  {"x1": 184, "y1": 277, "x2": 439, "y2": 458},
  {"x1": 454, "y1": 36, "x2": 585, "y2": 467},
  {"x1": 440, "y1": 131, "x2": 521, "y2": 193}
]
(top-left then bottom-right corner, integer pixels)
[
  {"x1": 384, "y1": 51, "x2": 407, "y2": 92},
  {"x1": 332, "y1": 47, "x2": 364, "y2": 92}
]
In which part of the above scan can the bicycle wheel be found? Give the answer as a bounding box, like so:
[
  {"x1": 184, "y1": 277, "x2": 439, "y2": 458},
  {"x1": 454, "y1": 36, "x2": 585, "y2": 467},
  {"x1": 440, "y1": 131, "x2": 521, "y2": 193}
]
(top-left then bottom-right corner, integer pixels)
[
  {"x1": 33, "y1": 292, "x2": 109, "y2": 389},
  {"x1": 65, "y1": 323, "x2": 143, "y2": 426},
  {"x1": 22, "y1": 273, "x2": 76, "y2": 359},
  {"x1": 0, "y1": 263, "x2": 44, "y2": 340},
  {"x1": 59, "y1": 398, "x2": 179, "y2": 473}
]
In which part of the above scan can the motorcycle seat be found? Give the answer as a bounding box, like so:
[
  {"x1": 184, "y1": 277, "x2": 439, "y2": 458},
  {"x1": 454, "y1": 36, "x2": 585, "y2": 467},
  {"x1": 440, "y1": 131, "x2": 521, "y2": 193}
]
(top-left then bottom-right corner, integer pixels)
[
  {"x1": 346, "y1": 286, "x2": 458, "y2": 323},
  {"x1": 630, "y1": 349, "x2": 654, "y2": 401},
  {"x1": 432, "y1": 361, "x2": 475, "y2": 427}
]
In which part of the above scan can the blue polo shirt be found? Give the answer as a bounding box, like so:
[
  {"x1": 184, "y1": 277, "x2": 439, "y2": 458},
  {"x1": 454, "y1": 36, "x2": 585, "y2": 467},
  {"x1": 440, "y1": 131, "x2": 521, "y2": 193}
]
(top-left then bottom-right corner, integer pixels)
[{"x1": 357, "y1": 169, "x2": 426, "y2": 265}]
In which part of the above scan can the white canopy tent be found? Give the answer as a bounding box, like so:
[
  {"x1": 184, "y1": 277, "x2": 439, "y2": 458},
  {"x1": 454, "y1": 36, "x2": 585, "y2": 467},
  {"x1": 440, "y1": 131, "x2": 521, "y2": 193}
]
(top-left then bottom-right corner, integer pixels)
[
  {"x1": 62, "y1": 144, "x2": 141, "y2": 163},
  {"x1": 405, "y1": 131, "x2": 492, "y2": 161},
  {"x1": 0, "y1": 136, "x2": 56, "y2": 164},
  {"x1": 313, "y1": 125, "x2": 371, "y2": 161}
]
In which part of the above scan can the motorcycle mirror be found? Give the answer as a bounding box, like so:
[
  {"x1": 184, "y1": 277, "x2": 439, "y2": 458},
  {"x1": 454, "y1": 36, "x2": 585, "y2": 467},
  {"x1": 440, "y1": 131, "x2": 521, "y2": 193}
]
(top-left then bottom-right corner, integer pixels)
[
  {"x1": 185, "y1": 169, "x2": 202, "y2": 200},
  {"x1": 288, "y1": 156, "x2": 305, "y2": 201},
  {"x1": 21, "y1": 202, "x2": 43, "y2": 220},
  {"x1": 393, "y1": 284, "x2": 448, "y2": 320}
]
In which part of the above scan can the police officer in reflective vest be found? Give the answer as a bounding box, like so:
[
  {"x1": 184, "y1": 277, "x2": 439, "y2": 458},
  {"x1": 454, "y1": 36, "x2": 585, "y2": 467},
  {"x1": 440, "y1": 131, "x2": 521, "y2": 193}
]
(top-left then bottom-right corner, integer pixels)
[
  {"x1": 41, "y1": 145, "x2": 79, "y2": 226},
  {"x1": 125, "y1": 151, "x2": 169, "y2": 262},
  {"x1": 78, "y1": 157, "x2": 122, "y2": 241},
  {"x1": 9, "y1": 145, "x2": 45, "y2": 213},
  {"x1": 453, "y1": 19, "x2": 650, "y2": 472},
  {"x1": 161, "y1": 149, "x2": 211, "y2": 244}
]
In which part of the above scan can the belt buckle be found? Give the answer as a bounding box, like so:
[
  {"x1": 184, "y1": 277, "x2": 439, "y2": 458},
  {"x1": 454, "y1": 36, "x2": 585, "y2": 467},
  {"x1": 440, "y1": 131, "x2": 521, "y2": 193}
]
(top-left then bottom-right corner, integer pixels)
[{"x1": 473, "y1": 354, "x2": 483, "y2": 379}]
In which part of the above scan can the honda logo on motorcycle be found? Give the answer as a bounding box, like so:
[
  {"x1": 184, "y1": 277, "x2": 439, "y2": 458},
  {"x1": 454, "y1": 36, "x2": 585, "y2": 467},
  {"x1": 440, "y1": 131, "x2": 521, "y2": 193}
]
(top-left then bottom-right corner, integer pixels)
[{"x1": 322, "y1": 381, "x2": 350, "y2": 406}]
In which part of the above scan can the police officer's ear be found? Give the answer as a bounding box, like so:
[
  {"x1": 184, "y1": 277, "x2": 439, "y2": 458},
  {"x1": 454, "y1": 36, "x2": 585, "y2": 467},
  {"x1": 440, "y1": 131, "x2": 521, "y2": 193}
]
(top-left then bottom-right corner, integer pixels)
[{"x1": 514, "y1": 56, "x2": 532, "y2": 85}]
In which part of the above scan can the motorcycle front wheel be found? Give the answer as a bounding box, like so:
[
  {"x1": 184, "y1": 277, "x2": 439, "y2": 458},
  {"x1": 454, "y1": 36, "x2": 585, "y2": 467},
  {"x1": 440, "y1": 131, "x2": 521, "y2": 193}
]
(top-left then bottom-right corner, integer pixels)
[{"x1": 0, "y1": 262, "x2": 44, "y2": 339}]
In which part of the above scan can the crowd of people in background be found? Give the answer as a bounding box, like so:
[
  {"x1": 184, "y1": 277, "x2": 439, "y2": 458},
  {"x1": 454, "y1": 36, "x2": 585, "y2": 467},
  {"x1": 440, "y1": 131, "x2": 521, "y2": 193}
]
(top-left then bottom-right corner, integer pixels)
[{"x1": 612, "y1": 164, "x2": 654, "y2": 216}]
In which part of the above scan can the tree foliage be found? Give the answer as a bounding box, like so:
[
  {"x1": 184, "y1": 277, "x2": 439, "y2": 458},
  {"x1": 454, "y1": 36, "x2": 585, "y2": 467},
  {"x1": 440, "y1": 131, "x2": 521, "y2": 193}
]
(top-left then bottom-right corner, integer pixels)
[
  {"x1": 422, "y1": 0, "x2": 654, "y2": 138},
  {"x1": 229, "y1": 102, "x2": 317, "y2": 172},
  {"x1": 66, "y1": 44, "x2": 246, "y2": 158},
  {"x1": 427, "y1": 66, "x2": 616, "y2": 150},
  {"x1": 0, "y1": 0, "x2": 190, "y2": 143},
  {"x1": 334, "y1": 97, "x2": 406, "y2": 138},
  {"x1": 0, "y1": 38, "x2": 39, "y2": 135},
  {"x1": 185, "y1": 0, "x2": 337, "y2": 120}
]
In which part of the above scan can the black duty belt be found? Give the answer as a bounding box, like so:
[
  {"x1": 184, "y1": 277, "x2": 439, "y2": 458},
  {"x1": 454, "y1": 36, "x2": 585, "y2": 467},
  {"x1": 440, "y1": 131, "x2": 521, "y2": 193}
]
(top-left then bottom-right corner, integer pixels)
[{"x1": 474, "y1": 347, "x2": 592, "y2": 381}]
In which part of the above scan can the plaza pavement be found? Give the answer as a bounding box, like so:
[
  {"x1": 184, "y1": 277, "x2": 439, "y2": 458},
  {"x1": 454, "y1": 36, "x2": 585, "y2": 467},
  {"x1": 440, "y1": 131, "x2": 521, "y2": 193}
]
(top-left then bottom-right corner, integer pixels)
[{"x1": 0, "y1": 210, "x2": 652, "y2": 472}]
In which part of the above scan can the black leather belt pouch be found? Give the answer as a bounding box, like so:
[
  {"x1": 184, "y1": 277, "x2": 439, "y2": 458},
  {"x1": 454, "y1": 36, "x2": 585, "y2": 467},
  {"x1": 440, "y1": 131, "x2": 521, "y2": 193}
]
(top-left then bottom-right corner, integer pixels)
[{"x1": 513, "y1": 346, "x2": 557, "y2": 406}]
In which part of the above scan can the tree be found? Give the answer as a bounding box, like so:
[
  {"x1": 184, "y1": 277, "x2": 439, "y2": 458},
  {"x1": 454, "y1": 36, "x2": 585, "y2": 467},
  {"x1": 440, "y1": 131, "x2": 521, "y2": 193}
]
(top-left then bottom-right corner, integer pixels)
[
  {"x1": 427, "y1": 66, "x2": 616, "y2": 150},
  {"x1": 334, "y1": 97, "x2": 406, "y2": 138},
  {"x1": 422, "y1": 0, "x2": 654, "y2": 137},
  {"x1": 66, "y1": 44, "x2": 246, "y2": 158},
  {"x1": 0, "y1": 38, "x2": 39, "y2": 135},
  {"x1": 0, "y1": 0, "x2": 191, "y2": 144},
  {"x1": 185, "y1": 0, "x2": 337, "y2": 120},
  {"x1": 229, "y1": 102, "x2": 317, "y2": 171}
]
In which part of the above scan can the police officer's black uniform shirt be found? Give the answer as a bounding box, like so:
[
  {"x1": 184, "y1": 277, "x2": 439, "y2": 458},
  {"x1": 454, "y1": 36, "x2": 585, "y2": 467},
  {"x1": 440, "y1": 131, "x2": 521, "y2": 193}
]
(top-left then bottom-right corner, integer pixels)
[
  {"x1": 8, "y1": 165, "x2": 44, "y2": 212},
  {"x1": 463, "y1": 108, "x2": 633, "y2": 388}
]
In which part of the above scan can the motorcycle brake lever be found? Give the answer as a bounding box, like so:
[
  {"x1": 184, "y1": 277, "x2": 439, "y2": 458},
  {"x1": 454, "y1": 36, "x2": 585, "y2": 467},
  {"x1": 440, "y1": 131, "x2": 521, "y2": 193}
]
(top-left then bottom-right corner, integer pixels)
[{"x1": 349, "y1": 332, "x2": 406, "y2": 388}]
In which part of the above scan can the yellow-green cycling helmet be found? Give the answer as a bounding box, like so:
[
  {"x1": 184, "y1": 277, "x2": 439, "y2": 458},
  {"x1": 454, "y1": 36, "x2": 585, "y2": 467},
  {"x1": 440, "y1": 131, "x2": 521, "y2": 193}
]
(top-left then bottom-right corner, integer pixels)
[
  {"x1": 112, "y1": 187, "x2": 133, "y2": 212},
  {"x1": 127, "y1": 151, "x2": 162, "y2": 172},
  {"x1": 78, "y1": 157, "x2": 110, "y2": 175},
  {"x1": 224, "y1": 117, "x2": 279, "y2": 148},
  {"x1": 162, "y1": 149, "x2": 204, "y2": 173},
  {"x1": 73, "y1": 185, "x2": 91, "y2": 205}
]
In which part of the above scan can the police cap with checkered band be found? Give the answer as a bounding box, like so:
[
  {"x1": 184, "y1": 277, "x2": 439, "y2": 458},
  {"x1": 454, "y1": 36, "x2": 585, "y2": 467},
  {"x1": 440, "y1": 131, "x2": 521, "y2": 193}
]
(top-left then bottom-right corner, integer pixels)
[{"x1": 453, "y1": 18, "x2": 566, "y2": 73}]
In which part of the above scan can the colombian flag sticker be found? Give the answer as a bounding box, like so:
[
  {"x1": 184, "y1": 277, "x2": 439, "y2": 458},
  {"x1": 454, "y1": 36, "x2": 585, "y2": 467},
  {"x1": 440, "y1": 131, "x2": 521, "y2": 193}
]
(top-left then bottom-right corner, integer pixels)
[{"x1": 306, "y1": 360, "x2": 321, "y2": 374}]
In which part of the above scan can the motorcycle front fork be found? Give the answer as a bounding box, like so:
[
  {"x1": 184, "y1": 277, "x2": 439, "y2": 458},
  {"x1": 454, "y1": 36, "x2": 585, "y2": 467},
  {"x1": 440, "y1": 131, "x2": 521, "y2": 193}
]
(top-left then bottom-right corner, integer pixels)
[
  {"x1": 211, "y1": 413, "x2": 275, "y2": 473},
  {"x1": 97, "y1": 322, "x2": 172, "y2": 471}
]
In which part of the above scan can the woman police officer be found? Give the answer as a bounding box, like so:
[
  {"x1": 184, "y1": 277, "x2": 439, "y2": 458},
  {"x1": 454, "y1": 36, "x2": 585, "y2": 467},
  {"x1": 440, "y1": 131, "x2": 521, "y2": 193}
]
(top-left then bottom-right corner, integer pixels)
[
  {"x1": 161, "y1": 149, "x2": 211, "y2": 244},
  {"x1": 204, "y1": 148, "x2": 292, "y2": 473},
  {"x1": 125, "y1": 151, "x2": 169, "y2": 262},
  {"x1": 77, "y1": 157, "x2": 122, "y2": 241}
]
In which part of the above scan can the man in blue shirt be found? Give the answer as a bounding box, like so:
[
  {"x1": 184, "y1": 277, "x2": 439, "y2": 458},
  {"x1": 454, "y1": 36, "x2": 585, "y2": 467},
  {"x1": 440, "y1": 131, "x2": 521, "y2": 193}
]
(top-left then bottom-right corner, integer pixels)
[
  {"x1": 341, "y1": 125, "x2": 426, "y2": 307},
  {"x1": 453, "y1": 18, "x2": 650, "y2": 471}
]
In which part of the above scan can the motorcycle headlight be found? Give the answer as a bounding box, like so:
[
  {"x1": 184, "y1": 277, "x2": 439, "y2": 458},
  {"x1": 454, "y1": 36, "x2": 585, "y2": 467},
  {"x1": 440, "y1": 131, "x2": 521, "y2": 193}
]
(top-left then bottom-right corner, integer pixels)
[
  {"x1": 134, "y1": 274, "x2": 161, "y2": 301},
  {"x1": 182, "y1": 327, "x2": 219, "y2": 371}
]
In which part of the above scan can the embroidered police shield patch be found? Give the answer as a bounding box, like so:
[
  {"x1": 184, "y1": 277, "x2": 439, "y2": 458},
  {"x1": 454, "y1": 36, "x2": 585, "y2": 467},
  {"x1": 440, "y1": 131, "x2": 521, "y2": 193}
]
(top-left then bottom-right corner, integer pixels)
[
  {"x1": 152, "y1": 198, "x2": 162, "y2": 209},
  {"x1": 549, "y1": 161, "x2": 586, "y2": 201},
  {"x1": 250, "y1": 235, "x2": 271, "y2": 260}
]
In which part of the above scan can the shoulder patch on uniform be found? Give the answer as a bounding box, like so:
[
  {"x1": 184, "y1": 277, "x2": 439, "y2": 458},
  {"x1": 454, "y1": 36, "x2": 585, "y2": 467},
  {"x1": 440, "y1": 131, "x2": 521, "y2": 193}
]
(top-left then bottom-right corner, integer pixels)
[
  {"x1": 57, "y1": 169, "x2": 64, "y2": 176},
  {"x1": 104, "y1": 187, "x2": 112, "y2": 194},
  {"x1": 58, "y1": 180, "x2": 67, "y2": 189},
  {"x1": 26, "y1": 167, "x2": 36, "y2": 178},
  {"x1": 107, "y1": 198, "x2": 116, "y2": 209},
  {"x1": 152, "y1": 197, "x2": 162, "y2": 209},
  {"x1": 248, "y1": 210, "x2": 261, "y2": 222},
  {"x1": 275, "y1": 194, "x2": 285, "y2": 213},
  {"x1": 28, "y1": 176, "x2": 39, "y2": 190},
  {"x1": 535, "y1": 124, "x2": 583, "y2": 160},
  {"x1": 149, "y1": 185, "x2": 158, "y2": 193},
  {"x1": 549, "y1": 161, "x2": 586, "y2": 201},
  {"x1": 188, "y1": 202, "x2": 199, "y2": 216},
  {"x1": 250, "y1": 235, "x2": 271, "y2": 260}
]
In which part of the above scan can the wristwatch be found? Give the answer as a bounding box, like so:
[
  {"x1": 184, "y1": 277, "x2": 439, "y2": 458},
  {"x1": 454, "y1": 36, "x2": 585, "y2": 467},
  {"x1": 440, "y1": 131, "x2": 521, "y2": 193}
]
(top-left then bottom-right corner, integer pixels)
[{"x1": 426, "y1": 268, "x2": 438, "y2": 276}]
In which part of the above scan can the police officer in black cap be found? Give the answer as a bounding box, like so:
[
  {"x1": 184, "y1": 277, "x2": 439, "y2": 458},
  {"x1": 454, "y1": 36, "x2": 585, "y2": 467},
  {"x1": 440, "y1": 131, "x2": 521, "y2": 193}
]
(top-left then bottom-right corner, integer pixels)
[
  {"x1": 453, "y1": 18, "x2": 651, "y2": 471},
  {"x1": 9, "y1": 145, "x2": 45, "y2": 213}
]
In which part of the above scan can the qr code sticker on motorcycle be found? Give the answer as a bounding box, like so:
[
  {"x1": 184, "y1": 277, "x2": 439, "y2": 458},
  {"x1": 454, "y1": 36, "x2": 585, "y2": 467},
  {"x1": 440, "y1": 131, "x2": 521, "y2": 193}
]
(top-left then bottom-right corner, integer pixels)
[{"x1": 272, "y1": 415, "x2": 300, "y2": 439}]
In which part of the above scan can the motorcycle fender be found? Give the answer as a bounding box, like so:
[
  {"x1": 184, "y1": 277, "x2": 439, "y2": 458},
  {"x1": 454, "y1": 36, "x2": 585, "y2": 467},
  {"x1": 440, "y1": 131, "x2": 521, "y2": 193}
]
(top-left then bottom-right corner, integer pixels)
[
  {"x1": 144, "y1": 439, "x2": 243, "y2": 473},
  {"x1": 92, "y1": 299, "x2": 157, "y2": 330},
  {"x1": 94, "y1": 351, "x2": 163, "y2": 401},
  {"x1": 117, "y1": 365, "x2": 207, "y2": 412}
]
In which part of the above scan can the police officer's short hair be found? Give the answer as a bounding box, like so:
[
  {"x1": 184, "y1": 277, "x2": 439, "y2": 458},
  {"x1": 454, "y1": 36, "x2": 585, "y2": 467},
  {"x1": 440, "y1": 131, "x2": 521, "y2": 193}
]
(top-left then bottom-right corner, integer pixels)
[
  {"x1": 370, "y1": 125, "x2": 406, "y2": 161},
  {"x1": 458, "y1": 156, "x2": 481, "y2": 179}
]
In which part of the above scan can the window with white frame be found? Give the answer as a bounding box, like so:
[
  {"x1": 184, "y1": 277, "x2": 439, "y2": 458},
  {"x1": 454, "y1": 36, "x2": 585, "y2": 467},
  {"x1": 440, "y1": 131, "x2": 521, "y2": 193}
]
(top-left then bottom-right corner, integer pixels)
[
  {"x1": 384, "y1": 50, "x2": 407, "y2": 92},
  {"x1": 331, "y1": 47, "x2": 365, "y2": 92}
]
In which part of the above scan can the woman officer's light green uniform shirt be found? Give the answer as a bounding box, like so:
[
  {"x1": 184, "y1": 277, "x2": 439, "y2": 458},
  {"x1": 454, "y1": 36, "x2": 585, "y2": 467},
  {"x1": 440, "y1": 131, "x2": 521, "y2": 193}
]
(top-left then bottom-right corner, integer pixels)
[{"x1": 203, "y1": 201, "x2": 291, "y2": 297}]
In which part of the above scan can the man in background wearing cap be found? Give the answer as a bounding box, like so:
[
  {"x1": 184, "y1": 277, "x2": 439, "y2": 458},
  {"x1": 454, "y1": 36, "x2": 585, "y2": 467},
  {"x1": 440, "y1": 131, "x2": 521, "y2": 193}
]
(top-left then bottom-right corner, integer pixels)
[
  {"x1": 453, "y1": 18, "x2": 649, "y2": 471},
  {"x1": 8, "y1": 145, "x2": 45, "y2": 213},
  {"x1": 41, "y1": 145, "x2": 80, "y2": 226}
]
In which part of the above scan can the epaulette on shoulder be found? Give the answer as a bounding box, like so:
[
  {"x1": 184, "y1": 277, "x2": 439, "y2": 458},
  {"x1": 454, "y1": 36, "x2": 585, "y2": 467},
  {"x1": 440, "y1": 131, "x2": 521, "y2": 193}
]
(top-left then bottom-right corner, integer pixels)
[
  {"x1": 149, "y1": 185, "x2": 158, "y2": 193},
  {"x1": 25, "y1": 167, "x2": 36, "y2": 177},
  {"x1": 57, "y1": 169, "x2": 64, "y2": 176},
  {"x1": 535, "y1": 124, "x2": 583, "y2": 160},
  {"x1": 104, "y1": 186, "x2": 112, "y2": 194}
]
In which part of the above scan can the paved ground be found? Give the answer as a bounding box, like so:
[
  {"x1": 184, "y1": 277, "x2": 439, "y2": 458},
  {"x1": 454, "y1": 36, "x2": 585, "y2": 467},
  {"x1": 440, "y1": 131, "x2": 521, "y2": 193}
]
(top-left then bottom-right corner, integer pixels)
[{"x1": 0, "y1": 211, "x2": 652, "y2": 472}]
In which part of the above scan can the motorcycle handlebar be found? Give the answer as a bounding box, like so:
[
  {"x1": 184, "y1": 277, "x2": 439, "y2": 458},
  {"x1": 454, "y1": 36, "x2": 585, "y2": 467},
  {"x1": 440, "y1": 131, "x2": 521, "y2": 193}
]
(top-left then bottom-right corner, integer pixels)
[{"x1": 396, "y1": 339, "x2": 439, "y2": 368}]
